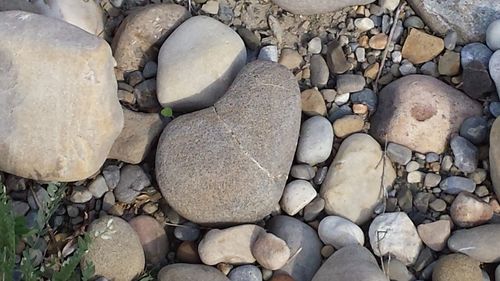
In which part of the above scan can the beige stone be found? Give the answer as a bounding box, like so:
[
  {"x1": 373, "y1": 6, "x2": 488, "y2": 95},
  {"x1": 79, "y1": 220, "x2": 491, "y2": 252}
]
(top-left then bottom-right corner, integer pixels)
[
  {"x1": 279, "y1": 48, "x2": 303, "y2": 69},
  {"x1": 432, "y1": 254, "x2": 483, "y2": 281},
  {"x1": 438, "y1": 51, "x2": 461, "y2": 76},
  {"x1": 0, "y1": 11, "x2": 123, "y2": 182},
  {"x1": 157, "y1": 16, "x2": 246, "y2": 112},
  {"x1": 450, "y1": 192, "x2": 493, "y2": 227},
  {"x1": 333, "y1": 115, "x2": 365, "y2": 138},
  {"x1": 369, "y1": 33, "x2": 388, "y2": 50},
  {"x1": 156, "y1": 61, "x2": 300, "y2": 224},
  {"x1": 301, "y1": 89, "x2": 327, "y2": 116},
  {"x1": 198, "y1": 224, "x2": 265, "y2": 265},
  {"x1": 364, "y1": 63, "x2": 379, "y2": 80},
  {"x1": 417, "y1": 220, "x2": 451, "y2": 251},
  {"x1": 491, "y1": 118, "x2": 500, "y2": 200},
  {"x1": 252, "y1": 232, "x2": 290, "y2": 270},
  {"x1": 82, "y1": 216, "x2": 145, "y2": 281},
  {"x1": 370, "y1": 75, "x2": 481, "y2": 153},
  {"x1": 112, "y1": 4, "x2": 190, "y2": 79},
  {"x1": 402, "y1": 28, "x2": 444, "y2": 64},
  {"x1": 272, "y1": 0, "x2": 376, "y2": 15},
  {"x1": 129, "y1": 215, "x2": 168, "y2": 265},
  {"x1": 108, "y1": 108, "x2": 165, "y2": 164},
  {"x1": 158, "y1": 264, "x2": 229, "y2": 281}
]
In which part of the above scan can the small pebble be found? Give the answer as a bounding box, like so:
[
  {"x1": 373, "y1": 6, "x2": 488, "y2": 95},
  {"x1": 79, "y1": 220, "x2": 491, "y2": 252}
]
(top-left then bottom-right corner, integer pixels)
[
  {"x1": 354, "y1": 18, "x2": 375, "y2": 32},
  {"x1": 69, "y1": 187, "x2": 92, "y2": 203},
  {"x1": 426, "y1": 153, "x2": 440, "y2": 163},
  {"x1": 174, "y1": 222, "x2": 200, "y2": 241},
  {"x1": 408, "y1": 171, "x2": 424, "y2": 183},
  {"x1": 459, "y1": 116, "x2": 488, "y2": 145},
  {"x1": 290, "y1": 164, "x2": 315, "y2": 180},
  {"x1": 429, "y1": 199, "x2": 447, "y2": 212},
  {"x1": 440, "y1": 176, "x2": 476, "y2": 194},
  {"x1": 444, "y1": 31, "x2": 458, "y2": 50},
  {"x1": 406, "y1": 161, "x2": 420, "y2": 172},
  {"x1": 258, "y1": 46, "x2": 278, "y2": 62},
  {"x1": 387, "y1": 143, "x2": 412, "y2": 165},
  {"x1": 280, "y1": 180, "x2": 317, "y2": 216},
  {"x1": 229, "y1": 265, "x2": 262, "y2": 281},
  {"x1": 424, "y1": 173, "x2": 442, "y2": 188},
  {"x1": 308, "y1": 37, "x2": 322, "y2": 54}
]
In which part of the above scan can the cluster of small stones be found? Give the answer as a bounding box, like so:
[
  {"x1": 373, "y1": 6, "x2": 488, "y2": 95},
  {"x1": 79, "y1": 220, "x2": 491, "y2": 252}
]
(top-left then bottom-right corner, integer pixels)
[{"x1": 2, "y1": 0, "x2": 500, "y2": 281}]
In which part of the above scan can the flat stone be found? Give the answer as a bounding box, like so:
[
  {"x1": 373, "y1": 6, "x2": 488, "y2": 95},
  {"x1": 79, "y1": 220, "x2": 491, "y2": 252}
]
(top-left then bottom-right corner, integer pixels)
[
  {"x1": 440, "y1": 176, "x2": 476, "y2": 194},
  {"x1": 157, "y1": 16, "x2": 246, "y2": 112},
  {"x1": 0, "y1": 11, "x2": 123, "y2": 182},
  {"x1": 114, "y1": 165, "x2": 151, "y2": 204},
  {"x1": 320, "y1": 134, "x2": 396, "y2": 225},
  {"x1": 450, "y1": 136, "x2": 478, "y2": 174},
  {"x1": 199, "y1": 224, "x2": 265, "y2": 265},
  {"x1": 111, "y1": 4, "x2": 190, "y2": 78},
  {"x1": 279, "y1": 48, "x2": 303, "y2": 70},
  {"x1": 429, "y1": 198, "x2": 447, "y2": 212},
  {"x1": 355, "y1": 18, "x2": 375, "y2": 32},
  {"x1": 176, "y1": 241, "x2": 201, "y2": 264},
  {"x1": 271, "y1": 0, "x2": 376, "y2": 15},
  {"x1": 129, "y1": 215, "x2": 169, "y2": 265},
  {"x1": 201, "y1": 0, "x2": 219, "y2": 14},
  {"x1": 402, "y1": 29, "x2": 444, "y2": 64},
  {"x1": 438, "y1": 51, "x2": 460, "y2": 76},
  {"x1": 69, "y1": 187, "x2": 93, "y2": 204},
  {"x1": 369, "y1": 212, "x2": 423, "y2": 265},
  {"x1": 174, "y1": 222, "x2": 200, "y2": 241},
  {"x1": 252, "y1": 232, "x2": 290, "y2": 270},
  {"x1": 304, "y1": 197, "x2": 325, "y2": 221},
  {"x1": 336, "y1": 74, "x2": 365, "y2": 94},
  {"x1": 326, "y1": 40, "x2": 350, "y2": 74},
  {"x1": 491, "y1": 118, "x2": 500, "y2": 199},
  {"x1": 310, "y1": 55, "x2": 329, "y2": 88},
  {"x1": 387, "y1": 143, "x2": 412, "y2": 165},
  {"x1": 258, "y1": 45, "x2": 279, "y2": 62},
  {"x1": 308, "y1": 37, "x2": 322, "y2": 54},
  {"x1": 102, "y1": 165, "x2": 120, "y2": 190},
  {"x1": 448, "y1": 224, "x2": 500, "y2": 263},
  {"x1": 424, "y1": 173, "x2": 441, "y2": 188},
  {"x1": 267, "y1": 216, "x2": 322, "y2": 281},
  {"x1": 82, "y1": 216, "x2": 145, "y2": 281},
  {"x1": 156, "y1": 61, "x2": 300, "y2": 224},
  {"x1": 158, "y1": 264, "x2": 229, "y2": 281},
  {"x1": 369, "y1": 33, "x2": 388, "y2": 50},
  {"x1": 432, "y1": 254, "x2": 483, "y2": 281},
  {"x1": 280, "y1": 180, "x2": 317, "y2": 216},
  {"x1": 417, "y1": 220, "x2": 451, "y2": 251},
  {"x1": 450, "y1": 192, "x2": 493, "y2": 228},
  {"x1": 370, "y1": 75, "x2": 482, "y2": 153},
  {"x1": 290, "y1": 164, "x2": 316, "y2": 180},
  {"x1": 328, "y1": 105, "x2": 353, "y2": 122},
  {"x1": 0, "y1": 0, "x2": 104, "y2": 36},
  {"x1": 108, "y1": 108, "x2": 165, "y2": 164},
  {"x1": 318, "y1": 216, "x2": 364, "y2": 249},
  {"x1": 301, "y1": 89, "x2": 327, "y2": 116},
  {"x1": 229, "y1": 265, "x2": 262, "y2": 281},
  {"x1": 420, "y1": 61, "x2": 439, "y2": 77},
  {"x1": 406, "y1": 0, "x2": 500, "y2": 44},
  {"x1": 88, "y1": 176, "x2": 109, "y2": 199},
  {"x1": 311, "y1": 245, "x2": 387, "y2": 281},
  {"x1": 332, "y1": 115, "x2": 365, "y2": 138},
  {"x1": 444, "y1": 31, "x2": 458, "y2": 50}
]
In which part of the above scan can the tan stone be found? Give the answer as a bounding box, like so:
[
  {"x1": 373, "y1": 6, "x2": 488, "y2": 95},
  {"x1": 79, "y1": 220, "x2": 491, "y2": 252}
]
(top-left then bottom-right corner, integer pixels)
[
  {"x1": 432, "y1": 254, "x2": 483, "y2": 281},
  {"x1": 370, "y1": 75, "x2": 481, "y2": 153},
  {"x1": 450, "y1": 192, "x2": 493, "y2": 227},
  {"x1": 112, "y1": 4, "x2": 190, "y2": 79},
  {"x1": 369, "y1": 33, "x2": 388, "y2": 50},
  {"x1": 279, "y1": 48, "x2": 303, "y2": 70},
  {"x1": 301, "y1": 89, "x2": 327, "y2": 116},
  {"x1": 358, "y1": 35, "x2": 370, "y2": 48},
  {"x1": 176, "y1": 241, "x2": 201, "y2": 264},
  {"x1": 364, "y1": 63, "x2": 379, "y2": 80},
  {"x1": 491, "y1": 118, "x2": 500, "y2": 200},
  {"x1": 333, "y1": 115, "x2": 365, "y2": 138},
  {"x1": 252, "y1": 232, "x2": 290, "y2": 270},
  {"x1": 108, "y1": 108, "x2": 165, "y2": 164},
  {"x1": 0, "y1": 11, "x2": 123, "y2": 182},
  {"x1": 353, "y1": 104, "x2": 368, "y2": 115},
  {"x1": 129, "y1": 215, "x2": 168, "y2": 265},
  {"x1": 158, "y1": 264, "x2": 229, "y2": 281},
  {"x1": 438, "y1": 51, "x2": 461, "y2": 76},
  {"x1": 417, "y1": 220, "x2": 451, "y2": 251},
  {"x1": 402, "y1": 28, "x2": 444, "y2": 64}
]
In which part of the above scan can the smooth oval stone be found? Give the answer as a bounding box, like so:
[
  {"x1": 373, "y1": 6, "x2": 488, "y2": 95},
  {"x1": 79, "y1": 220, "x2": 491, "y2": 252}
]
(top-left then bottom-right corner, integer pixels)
[
  {"x1": 370, "y1": 75, "x2": 481, "y2": 153},
  {"x1": 318, "y1": 216, "x2": 364, "y2": 249},
  {"x1": 311, "y1": 245, "x2": 387, "y2": 281},
  {"x1": 156, "y1": 61, "x2": 301, "y2": 224},
  {"x1": 432, "y1": 254, "x2": 483, "y2": 281},
  {"x1": 0, "y1": 0, "x2": 104, "y2": 35},
  {"x1": 272, "y1": 0, "x2": 376, "y2": 15},
  {"x1": 439, "y1": 176, "x2": 475, "y2": 194},
  {"x1": 0, "y1": 11, "x2": 123, "y2": 182},
  {"x1": 450, "y1": 136, "x2": 478, "y2": 174},
  {"x1": 450, "y1": 192, "x2": 493, "y2": 228},
  {"x1": 112, "y1": 4, "x2": 190, "y2": 80},
  {"x1": 487, "y1": 19, "x2": 500, "y2": 51},
  {"x1": 491, "y1": 118, "x2": 500, "y2": 199},
  {"x1": 157, "y1": 16, "x2": 246, "y2": 112},
  {"x1": 296, "y1": 116, "x2": 334, "y2": 166},
  {"x1": 268, "y1": 216, "x2": 322, "y2": 281},
  {"x1": 82, "y1": 216, "x2": 145, "y2": 281},
  {"x1": 158, "y1": 264, "x2": 229, "y2": 281},
  {"x1": 448, "y1": 224, "x2": 500, "y2": 263},
  {"x1": 229, "y1": 265, "x2": 262, "y2": 281},
  {"x1": 459, "y1": 116, "x2": 489, "y2": 145},
  {"x1": 320, "y1": 133, "x2": 396, "y2": 225}
]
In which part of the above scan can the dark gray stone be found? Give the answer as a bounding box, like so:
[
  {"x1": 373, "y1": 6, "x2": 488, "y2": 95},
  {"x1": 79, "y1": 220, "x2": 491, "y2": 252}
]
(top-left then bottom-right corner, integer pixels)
[
  {"x1": 142, "y1": 61, "x2": 157, "y2": 79},
  {"x1": 102, "y1": 165, "x2": 120, "y2": 190},
  {"x1": 174, "y1": 222, "x2": 200, "y2": 241},
  {"x1": 407, "y1": 0, "x2": 500, "y2": 43},
  {"x1": 336, "y1": 74, "x2": 365, "y2": 94},
  {"x1": 328, "y1": 104, "x2": 353, "y2": 122},
  {"x1": 448, "y1": 224, "x2": 500, "y2": 263},
  {"x1": 350, "y1": 88, "x2": 377, "y2": 113},
  {"x1": 237, "y1": 27, "x2": 260, "y2": 51},
  {"x1": 490, "y1": 102, "x2": 500, "y2": 117},
  {"x1": 413, "y1": 247, "x2": 435, "y2": 272},
  {"x1": 461, "y1": 43, "x2": 493, "y2": 68},
  {"x1": 439, "y1": 176, "x2": 475, "y2": 194},
  {"x1": 450, "y1": 136, "x2": 478, "y2": 173},
  {"x1": 310, "y1": 55, "x2": 329, "y2": 88},
  {"x1": 268, "y1": 215, "x2": 322, "y2": 281},
  {"x1": 156, "y1": 61, "x2": 301, "y2": 224},
  {"x1": 114, "y1": 165, "x2": 150, "y2": 203},
  {"x1": 326, "y1": 40, "x2": 350, "y2": 74},
  {"x1": 228, "y1": 265, "x2": 262, "y2": 281},
  {"x1": 460, "y1": 116, "x2": 489, "y2": 145},
  {"x1": 134, "y1": 79, "x2": 161, "y2": 112},
  {"x1": 461, "y1": 43, "x2": 495, "y2": 98}
]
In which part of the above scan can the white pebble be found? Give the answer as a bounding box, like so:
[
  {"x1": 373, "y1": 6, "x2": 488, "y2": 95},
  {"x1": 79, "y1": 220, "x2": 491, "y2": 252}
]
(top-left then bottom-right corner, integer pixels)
[
  {"x1": 280, "y1": 180, "x2": 317, "y2": 216},
  {"x1": 258, "y1": 45, "x2": 278, "y2": 62},
  {"x1": 354, "y1": 18, "x2": 375, "y2": 32},
  {"x1": 308, "y1": 37, "x2": 322, "y2": 54}
]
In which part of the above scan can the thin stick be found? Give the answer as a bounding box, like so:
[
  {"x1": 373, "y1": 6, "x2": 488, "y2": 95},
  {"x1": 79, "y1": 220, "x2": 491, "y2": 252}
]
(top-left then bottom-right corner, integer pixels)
[{"x1": 374, "y1": 2, "x2": 406, "y2": 93}]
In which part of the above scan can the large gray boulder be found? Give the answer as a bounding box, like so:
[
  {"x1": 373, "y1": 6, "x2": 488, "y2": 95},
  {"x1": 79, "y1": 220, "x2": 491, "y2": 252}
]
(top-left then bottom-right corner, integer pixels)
[
  {"x1": 0, "y1": 0, "x2": 104, "y2": 35},
  {"x1": 0, "y1": 11, "x2": 123, "y2": 182},
  {"x1": 156, "y1": 61, "x2": 301, "y2": 224},
  {"x1": 407, "y1": 0, "x2": 500, "y2": 44},
  {"x1": 311, "y1": 245, "x2": 388, "y2": 281},
  {"x1": 272, "y1": 0, "x2": 375, "y2": 15},
  {"x1": 448, "y1": 224, "x2": 500, "y2": 263}
]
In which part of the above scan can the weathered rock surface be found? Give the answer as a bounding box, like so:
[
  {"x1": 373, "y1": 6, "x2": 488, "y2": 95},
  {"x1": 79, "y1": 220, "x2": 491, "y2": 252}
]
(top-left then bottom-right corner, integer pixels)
[
  {"x1": 112, "y1": 4, "x2": 190, "y2": 79},
  {"x1": 369, "y1": 212, "x2": 422, "y2": 265},
  {"x1": 157, "y1": 16, "x2": 247, "y2": 112},
  {"x1": 450, "y1": 192, "x2": 493, "y2": 228},
  {"x1": 82, "y1": 216, "x2": 145, "y2": 281},
  {"x1": 0, "y1": 0, "x2": 104, "y2": 35},
  {"x1": 448, "y1": 224, "x2": 500, "y2": 263},
  {"x1": 268, "y1": 216, "x2": 322, "y2": 281},
  {"x1": 272, "y1": 0, "x2": 376, "y2": 15},
  {"x1": 407, "y1": 0, "x2": 500, "y2": 43},
  {"x1": 432, "y1": 254, "x2": 483, "y2": 281},
  {"x1": 370, "y1": 75, "x2": 481, "y2": 153},
  {"x1": 320, "y1": 134, "x2": 396, "y2": 225},
  {"x1": 0, "y1": 11, "x2": 123, "y2": 181},
  {"x1": 129, "y1": 215, "x2": 168, "y2": 265},
  {"x1": 156, "y1": 61, "x2": 300, "y2": 224},
  {"x1": 199, "y1": 224, "x2": 265, "y2": 265},
  {"x1": 108, "y1": 108, "x2": 165, "y2": 164},
  {"x1": 417, "y1": 220, "x2": 450, "y2": 251},
  {"x1": 158, "y1": 264, "x2": 229, "y2": 281},
  {"x1": 491, "y1": 118, "x2": 500, "y2": 199},
  {"x1": 311, "y1": 245, "x2": 388, "y2": 281}
]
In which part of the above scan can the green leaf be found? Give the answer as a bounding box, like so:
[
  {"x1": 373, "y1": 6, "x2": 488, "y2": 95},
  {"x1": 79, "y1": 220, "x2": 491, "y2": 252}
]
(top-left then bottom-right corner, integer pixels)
[
  {"x1": 52, "y1": 234, "x2": 92, "y2": 281},
  {"x1": 160, "y1": 107, "x2": 173, "y2": 117},
  {"x1": 20, "y1": 250, "x2": 40, "y2": 281},
  {"x1": 0, "y1": 188, "x2": 16, "y2": 281},
  {"x1": 80, "y1": 261, "x2": 95, "y2": 281}
]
